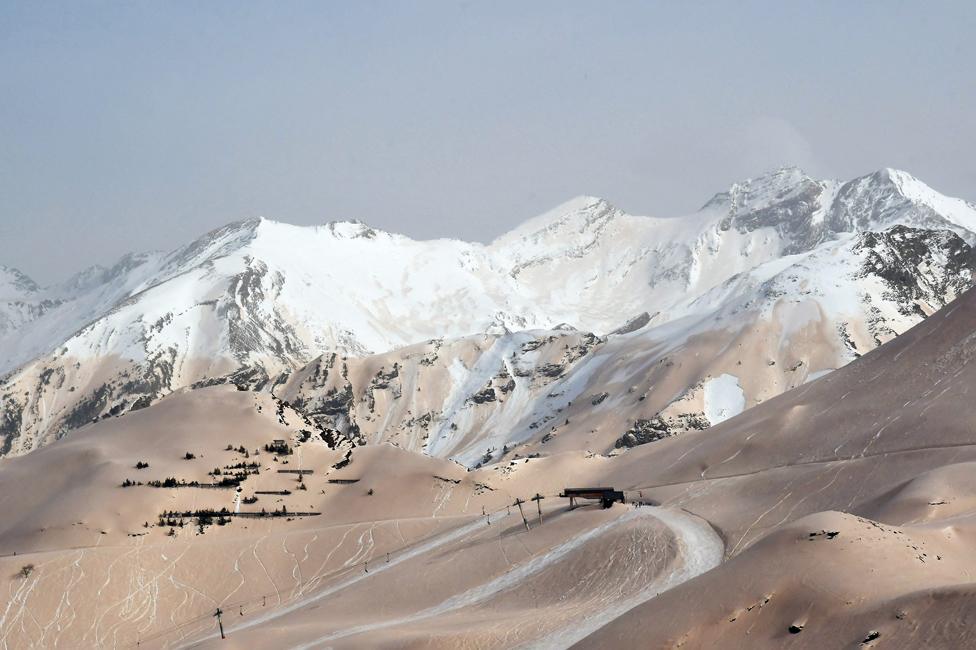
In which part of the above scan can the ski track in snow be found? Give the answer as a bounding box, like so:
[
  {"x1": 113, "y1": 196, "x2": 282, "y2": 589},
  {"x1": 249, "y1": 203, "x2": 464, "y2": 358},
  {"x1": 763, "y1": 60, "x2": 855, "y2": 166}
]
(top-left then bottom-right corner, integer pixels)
[
  {"x1": 431, "y1": 481, "x2": 455, "y2": 517},
  {"x1": 530, "y1": 507, "x2": 723, "y2": 649},
  {"x1": 251, "y1": 534, "x2": 281, "y2": 607},
  {"x1": 292, "y1": 507, "x2": 722, "y2": 649},
  {"x1": 180, "y1": 513, "x2": 514, "y2": 646}
]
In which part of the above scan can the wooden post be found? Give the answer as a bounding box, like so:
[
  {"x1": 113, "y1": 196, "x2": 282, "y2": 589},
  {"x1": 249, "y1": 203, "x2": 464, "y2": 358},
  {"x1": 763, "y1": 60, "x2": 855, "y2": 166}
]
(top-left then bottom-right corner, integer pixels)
[
  {"x1": 531, "y1": 493, "x2": 545, "y2": 525},
  {"x1": 214, "y1": 607, "x2": 225, "y2": 640},
  {"x1": 514, "y1": 498, "x2": 529, "y2": 531}
]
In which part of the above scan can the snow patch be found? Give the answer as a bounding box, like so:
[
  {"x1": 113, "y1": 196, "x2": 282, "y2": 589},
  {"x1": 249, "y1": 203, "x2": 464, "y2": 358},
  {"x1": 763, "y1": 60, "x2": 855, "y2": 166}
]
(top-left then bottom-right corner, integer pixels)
[{"x1": 703, "y1": 374, "x2": 745, "y2": 425}]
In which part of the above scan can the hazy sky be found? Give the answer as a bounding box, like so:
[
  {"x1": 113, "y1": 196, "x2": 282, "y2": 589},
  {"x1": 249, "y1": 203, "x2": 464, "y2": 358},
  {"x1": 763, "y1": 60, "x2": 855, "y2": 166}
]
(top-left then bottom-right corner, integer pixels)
[{"x1": 2, "y1": 1, "x2": 974, "y2": 283}]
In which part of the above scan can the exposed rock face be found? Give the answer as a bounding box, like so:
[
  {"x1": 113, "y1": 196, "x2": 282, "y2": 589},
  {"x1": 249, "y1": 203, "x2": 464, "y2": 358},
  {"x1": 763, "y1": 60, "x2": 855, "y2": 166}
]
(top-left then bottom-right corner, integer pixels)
[
  {"x1": 855, "y1": 226, "x2": 976, "y2": 317},
  {"x1": 615, "y1": 414, "x2": 710, "y2": 449},
  {"x1": 275, "y1": 329, "x2": 604, "y2": 466},
  {"x1": 609, "y1": 312, "x2": 652, "y2": 336},
  {"x1": 714, "y1": 168, "x2": 833, "y2": 254},
  {"x1": 469, "y1": 387, "x2": 497, "y2": 405}
]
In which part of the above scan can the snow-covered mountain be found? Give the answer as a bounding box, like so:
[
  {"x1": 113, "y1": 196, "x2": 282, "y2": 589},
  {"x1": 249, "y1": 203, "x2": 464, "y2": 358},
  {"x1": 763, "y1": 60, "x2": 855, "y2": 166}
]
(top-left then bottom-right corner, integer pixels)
[
  {"x1": 2, "y1": 167, "x2": 976, "y2": 460},
  {"x1": 0, "y1": 266, "x2": 45, "y2": 339},
  {"x1": 0, "y1": 254, "x2": 168, "y2": 372}
]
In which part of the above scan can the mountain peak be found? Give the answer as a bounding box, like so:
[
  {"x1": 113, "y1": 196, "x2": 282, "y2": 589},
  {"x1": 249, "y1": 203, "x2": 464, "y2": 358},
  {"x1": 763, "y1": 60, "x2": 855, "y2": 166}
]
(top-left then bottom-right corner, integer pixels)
[
  {"x1": 701, "y1": 166, "x2": 818, "y2": 213},
  {"x1": 728, "y1": 166, "x2": 819, "y2": 208},
  {"x1": 492, "y1": 195, "x2": 620, "y2": 248},
  {"x1": 743, "y1": 165, "x2": 810, "y2": 184},
  {"x1": 876, "y1": 166, "x2": 919, "y2": 184},
  {"x1": 831, "y1": 168, "x2": 976, "y2": 237},
  {"x1": 697, "y1": 166, "x2": 976, "y2": 246},
  {"x1": 0, "y1": 265, "x2": 39, "y2": 298},
  {"x1": 551, "y1": 194, "x2": 610, "y2": 212},
  {"x1": 871, "y1": 167, "x2": 970, "y2": 208},
  {"x1": 325, "y1": 219, "x2": 384, "y2": 240},
  {"x1": 54, "y1": 252, "x2": 162, "y2": 298},
  {"x1": 244, "y1": 216, "x2": 394, "y2": 243},
  {"x1": 160, "y1": 218, "x2": 264, "y2": 274}
]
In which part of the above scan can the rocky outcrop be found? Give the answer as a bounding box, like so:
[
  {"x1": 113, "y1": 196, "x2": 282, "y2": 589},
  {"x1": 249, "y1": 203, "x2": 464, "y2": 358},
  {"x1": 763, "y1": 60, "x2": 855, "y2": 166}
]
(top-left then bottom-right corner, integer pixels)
[
  {"x1": 614, "y1": 413, "x2": 710, "y2": 448},
  {"x1": 855, "y1": 226, "x2": 976, "y2": 316}
]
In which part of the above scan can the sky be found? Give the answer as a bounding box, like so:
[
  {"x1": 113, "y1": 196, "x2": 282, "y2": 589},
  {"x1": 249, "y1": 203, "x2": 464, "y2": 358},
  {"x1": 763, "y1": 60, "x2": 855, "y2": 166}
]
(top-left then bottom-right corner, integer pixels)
[{"x1": 1, "y1": 1, "x2": 974, "y2": 283}]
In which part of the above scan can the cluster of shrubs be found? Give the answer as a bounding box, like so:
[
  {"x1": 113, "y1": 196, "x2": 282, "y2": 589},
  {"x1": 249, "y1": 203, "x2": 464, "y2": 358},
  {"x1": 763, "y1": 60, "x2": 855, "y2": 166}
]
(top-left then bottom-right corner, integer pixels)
[
  {"x1": 146, "y1": 474, "x2": 247, "y2": 488},
  {"x1": 224, "y1": 461, "x2": 260, "y2": 471},
  {"x1": 149, "y1": 477, "x2": 199, "y2": 488},
  {"x1": 225, "y1": 444, "x2": 252, "y2": 457},
  {"x1": 264, "y1": 441, "x2": 293, "y2": 455},
  {"x1": 197, "y1": 512, "x2": 230, "y2": 527},
  {"x1": 209, "y1": 463, "x2": 259, "y2": 485},
  {"x1": 158, "y1": 515, "x2": 186, "y2": 527},
  {"x1": 159, "y1": 508, "x2": 232, "y2": 533}
]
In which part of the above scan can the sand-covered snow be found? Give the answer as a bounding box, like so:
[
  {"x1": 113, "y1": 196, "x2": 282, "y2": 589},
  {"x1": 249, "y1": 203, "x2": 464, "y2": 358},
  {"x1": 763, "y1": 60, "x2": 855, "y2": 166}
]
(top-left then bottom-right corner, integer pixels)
[{"x1": 5, "y1": 168, "x2": 976, "y2": 648}]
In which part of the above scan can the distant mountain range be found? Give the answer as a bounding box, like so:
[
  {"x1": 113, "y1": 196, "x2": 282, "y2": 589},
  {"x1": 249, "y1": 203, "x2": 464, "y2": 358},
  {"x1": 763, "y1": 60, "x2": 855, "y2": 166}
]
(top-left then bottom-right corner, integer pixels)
[{"x1": 3, "y1": 167, "x2": 976, "y2": 460}]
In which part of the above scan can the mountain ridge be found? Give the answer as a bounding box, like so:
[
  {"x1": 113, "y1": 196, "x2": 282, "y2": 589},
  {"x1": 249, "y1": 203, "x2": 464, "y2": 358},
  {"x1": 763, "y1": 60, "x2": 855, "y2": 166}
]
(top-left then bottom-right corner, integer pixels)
[{"x1": 2, "y1": 166, "x2": 976, "y2": 460}]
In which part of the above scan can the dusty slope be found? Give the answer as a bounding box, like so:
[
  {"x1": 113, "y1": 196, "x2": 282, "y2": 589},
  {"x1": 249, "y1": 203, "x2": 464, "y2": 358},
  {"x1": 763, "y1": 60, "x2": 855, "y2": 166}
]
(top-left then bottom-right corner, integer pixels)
[
  {"x1": 9, "y1": 218, "x2": 976, "y2": 647},
  {"x1": 6, "y1": 276, "x2": 976, "y2": 648},
  {"x1": 603, "y1": 276, "x2": 976, "y2": 545},
  {"x1": 187, "y1": 505, "x2": 710, "y2": 650},
  {"x1": 0, "y1": 387, "x2": 512, "y2": 648},
  {"x1": 0, "y1": 383, "x2": 722, "y2": 650},
  {"x1": 582, "y1": 510, "x2": 976, "y2": 649},
  {"x1": 573, "y1": 282, "x2": 976, "y2": 648}
]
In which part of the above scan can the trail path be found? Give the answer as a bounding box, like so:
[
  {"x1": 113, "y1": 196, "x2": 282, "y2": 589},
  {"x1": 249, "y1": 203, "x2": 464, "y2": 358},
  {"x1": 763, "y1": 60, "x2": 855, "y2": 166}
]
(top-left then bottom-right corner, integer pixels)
[
  {"x1": 291, "y1": 507, "x2": 723, "y2": 649},
  {"x1": 534, "y1": 507, "x2": 723, "y2": 649},
  {"x1": 177, "y1": 512, "x2": 512, "y2": 648}
]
